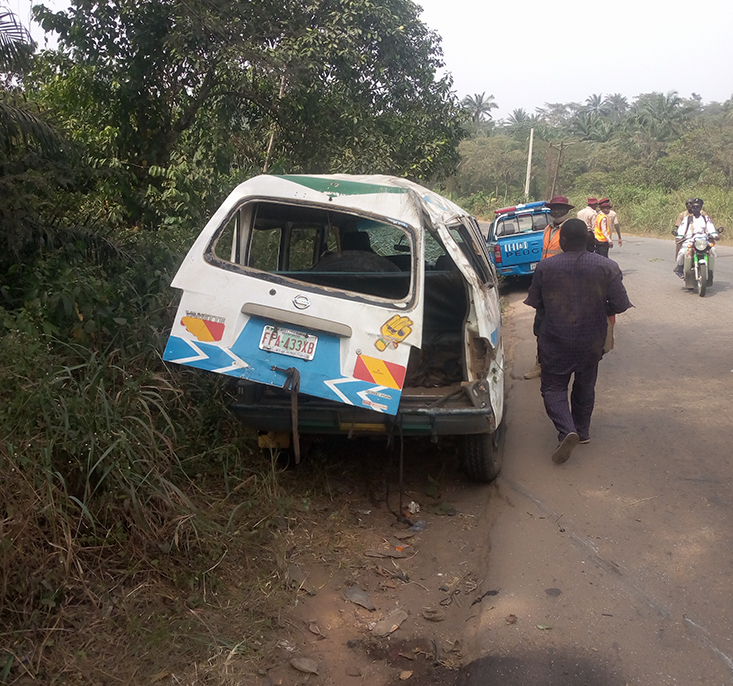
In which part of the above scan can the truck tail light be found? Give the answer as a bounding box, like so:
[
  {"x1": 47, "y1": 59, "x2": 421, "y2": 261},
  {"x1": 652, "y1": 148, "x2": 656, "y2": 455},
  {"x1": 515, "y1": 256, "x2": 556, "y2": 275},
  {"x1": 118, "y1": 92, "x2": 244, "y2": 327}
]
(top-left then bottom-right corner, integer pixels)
[{"x1": 493, "y1": 244, "x2": 502, "y2": 264}]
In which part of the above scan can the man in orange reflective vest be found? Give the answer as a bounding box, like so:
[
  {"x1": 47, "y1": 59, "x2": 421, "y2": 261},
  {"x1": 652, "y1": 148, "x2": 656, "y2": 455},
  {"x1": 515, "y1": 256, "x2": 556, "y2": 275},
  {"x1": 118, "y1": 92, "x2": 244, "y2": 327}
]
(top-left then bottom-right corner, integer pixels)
[
  {"x1": 542, "y1": 195, "x2": 575, "y2": 259},
  {"x1": 593, "y1": 198, "x2": 615, "y2": 257},
  {"x1": 525, "y1": 195, "x2": 575, "y2": 379}
]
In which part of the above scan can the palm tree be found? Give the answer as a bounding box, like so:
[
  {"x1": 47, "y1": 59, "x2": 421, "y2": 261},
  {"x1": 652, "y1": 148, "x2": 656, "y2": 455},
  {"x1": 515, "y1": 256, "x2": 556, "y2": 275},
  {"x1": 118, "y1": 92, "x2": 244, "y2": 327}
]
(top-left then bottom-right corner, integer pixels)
[
  {"x1": 634, "y1": 91, "x2": 687, "y2": 141},
  {"x1": 506, "y1": 108, "x2": 529, "y2": 125},
  {"x1": 1, "y1": 6, "x2": 33, "y2": 74},
  {"x1": 585, "y1": 93, "x2": 607, "y2": 117},
  {"x1": 461, "y1": 92, "x2": 499, "y2": 123},
  {"x1": 603, "y1": 93, "x2": 628, "y2": 121},
  {"x1": 1, "y1": 6, "x2": 62, "y2": 155}
]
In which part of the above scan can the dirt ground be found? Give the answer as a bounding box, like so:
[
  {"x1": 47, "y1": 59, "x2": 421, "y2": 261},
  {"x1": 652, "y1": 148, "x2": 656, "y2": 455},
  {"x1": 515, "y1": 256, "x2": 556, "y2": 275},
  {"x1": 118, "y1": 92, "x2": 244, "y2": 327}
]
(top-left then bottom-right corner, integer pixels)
[
  {"x1": 258, "y1": 438, "x2": 499, "y2": 686},
  {"x1": 253, "y1": 234, "x2": 733, "y2": 686},
  {"x1": 252, "y1": 315, "x2": 526, "y2": 686}
]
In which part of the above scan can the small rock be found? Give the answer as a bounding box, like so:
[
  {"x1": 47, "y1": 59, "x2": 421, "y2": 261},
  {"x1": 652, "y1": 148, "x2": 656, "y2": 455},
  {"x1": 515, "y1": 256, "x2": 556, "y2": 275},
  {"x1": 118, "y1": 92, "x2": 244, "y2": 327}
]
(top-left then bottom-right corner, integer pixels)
[
  {"x1": 308, "y1": 622, "x2": 325, "y2": 637},
  {"x1": 393, "y1": 531, "x2": 416, "y2": 540},
  {"x1": 372, "y1": 609, "x2": 409, "y2": 637},
  {"x1": 399, "y1": 670, "x2": 413, "y2": 680},
  {"x1": 345, "y1": 586, "x2": 376, "y2": 611},
  {"x1": 290, "y1": 657, "x2": 319, "y2": 674},
  {"x1": 346, "y1": 666, "x2": 363, "y2": 677},
  {"x1": 422, "y1": 607, "x2": 445, "y2": 622}
]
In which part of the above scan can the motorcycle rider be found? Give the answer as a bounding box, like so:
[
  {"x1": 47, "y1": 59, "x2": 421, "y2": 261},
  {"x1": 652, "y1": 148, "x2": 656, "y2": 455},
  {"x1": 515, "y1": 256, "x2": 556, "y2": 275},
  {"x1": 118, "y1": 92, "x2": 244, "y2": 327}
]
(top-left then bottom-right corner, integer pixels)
[{"x1": 674, "y1": 198, "x2": 718, "y2": 278}]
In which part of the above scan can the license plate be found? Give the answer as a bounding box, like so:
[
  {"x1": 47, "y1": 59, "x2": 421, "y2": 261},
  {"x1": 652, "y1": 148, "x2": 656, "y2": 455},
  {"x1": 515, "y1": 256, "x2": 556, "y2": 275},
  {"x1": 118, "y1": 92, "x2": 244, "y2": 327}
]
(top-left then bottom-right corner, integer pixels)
[
  {"x1": 259, "y1": 325, "x2": 318, "y2": 360},
  {"x1": 529, "y1": 262, "x2": 538, "y2": 271}
]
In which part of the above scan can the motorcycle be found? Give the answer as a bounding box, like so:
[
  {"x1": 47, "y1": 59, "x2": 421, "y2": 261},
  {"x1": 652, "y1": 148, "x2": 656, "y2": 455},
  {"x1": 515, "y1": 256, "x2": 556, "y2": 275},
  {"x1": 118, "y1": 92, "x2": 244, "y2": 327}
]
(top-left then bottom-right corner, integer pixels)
[{"x1": 679, "y1": 227, "x2": 723, "y2": 297}]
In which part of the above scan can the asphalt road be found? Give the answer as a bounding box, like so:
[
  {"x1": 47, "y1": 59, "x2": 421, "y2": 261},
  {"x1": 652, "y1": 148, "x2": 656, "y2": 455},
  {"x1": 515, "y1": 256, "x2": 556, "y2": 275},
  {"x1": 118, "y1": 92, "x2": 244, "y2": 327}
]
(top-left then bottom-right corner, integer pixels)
[{"x1": 461, "y1": 236, "x2": 733, "y2": 685}]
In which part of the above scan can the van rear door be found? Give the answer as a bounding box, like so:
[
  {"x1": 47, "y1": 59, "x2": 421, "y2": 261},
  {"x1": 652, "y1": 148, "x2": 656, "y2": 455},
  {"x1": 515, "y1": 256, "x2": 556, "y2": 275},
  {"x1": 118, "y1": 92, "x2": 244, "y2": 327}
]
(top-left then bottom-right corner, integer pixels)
[{"x1": 163, "y1": 176, "x2": 425, "y2": 416}]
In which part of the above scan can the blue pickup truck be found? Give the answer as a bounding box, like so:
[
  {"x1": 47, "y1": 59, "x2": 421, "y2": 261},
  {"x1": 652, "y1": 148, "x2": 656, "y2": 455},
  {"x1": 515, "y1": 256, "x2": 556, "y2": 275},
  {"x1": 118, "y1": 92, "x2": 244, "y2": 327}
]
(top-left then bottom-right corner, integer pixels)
[{"x1": 486, "y1": 201, "x2": 550, "y2": 277}]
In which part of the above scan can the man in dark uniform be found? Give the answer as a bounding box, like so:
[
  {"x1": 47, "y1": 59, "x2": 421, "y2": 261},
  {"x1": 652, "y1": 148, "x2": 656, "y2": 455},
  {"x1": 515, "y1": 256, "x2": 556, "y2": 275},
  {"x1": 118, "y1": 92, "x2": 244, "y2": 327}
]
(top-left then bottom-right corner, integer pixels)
[{"x1": 524, "y1": 219, "x2": 633, "y2": 464}]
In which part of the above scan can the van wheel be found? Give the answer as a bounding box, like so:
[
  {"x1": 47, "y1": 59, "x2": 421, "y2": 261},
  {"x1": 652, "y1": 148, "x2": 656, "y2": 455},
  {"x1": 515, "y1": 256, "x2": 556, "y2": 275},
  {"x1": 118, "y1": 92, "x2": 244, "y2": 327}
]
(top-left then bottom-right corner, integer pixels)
[{"x1": 461, "y1": 420, "x2": 505, "y2": 483}]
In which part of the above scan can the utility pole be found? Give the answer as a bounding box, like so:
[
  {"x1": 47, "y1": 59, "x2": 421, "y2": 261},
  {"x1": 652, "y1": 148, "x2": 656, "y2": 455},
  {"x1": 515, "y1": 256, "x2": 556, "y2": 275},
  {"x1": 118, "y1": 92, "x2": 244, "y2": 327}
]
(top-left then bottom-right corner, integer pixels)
[
  {"x1": 524, "y1": 128, "x2": 534, "y2": 199},
  {"x1": 549, "y1": 140, "x2": 564, "y2": 199}
]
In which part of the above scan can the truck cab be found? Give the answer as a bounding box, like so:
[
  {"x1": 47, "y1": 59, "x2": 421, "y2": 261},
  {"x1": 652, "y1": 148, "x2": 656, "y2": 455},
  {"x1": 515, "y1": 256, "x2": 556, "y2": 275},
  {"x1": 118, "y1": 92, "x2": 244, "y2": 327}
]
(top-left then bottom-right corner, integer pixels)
[{"x1": 487, "y1": 201, "x2": 549, "y2": 277}]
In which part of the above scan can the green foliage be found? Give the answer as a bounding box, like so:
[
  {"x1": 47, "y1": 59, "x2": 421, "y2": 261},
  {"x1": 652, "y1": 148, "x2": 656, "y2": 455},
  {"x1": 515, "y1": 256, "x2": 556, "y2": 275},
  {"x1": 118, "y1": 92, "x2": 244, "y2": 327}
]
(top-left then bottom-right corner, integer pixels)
[
  {"x1": 28, "y1": 0, "x2": 462, "y2": 229},
  {"x1": 0, "y1": 4, "x2": 468, "y2": 669},
  {"x1": 455, "y1": 89, "x2": 733, "y2": 221}
]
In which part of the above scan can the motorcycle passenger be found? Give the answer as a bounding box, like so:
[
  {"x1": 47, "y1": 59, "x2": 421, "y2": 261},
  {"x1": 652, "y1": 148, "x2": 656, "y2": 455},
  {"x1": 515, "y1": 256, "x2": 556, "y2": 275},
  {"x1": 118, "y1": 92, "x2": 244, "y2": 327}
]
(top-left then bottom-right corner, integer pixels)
[{"x1": 674, "y1": 198, "x2": 718, "y2": 278}]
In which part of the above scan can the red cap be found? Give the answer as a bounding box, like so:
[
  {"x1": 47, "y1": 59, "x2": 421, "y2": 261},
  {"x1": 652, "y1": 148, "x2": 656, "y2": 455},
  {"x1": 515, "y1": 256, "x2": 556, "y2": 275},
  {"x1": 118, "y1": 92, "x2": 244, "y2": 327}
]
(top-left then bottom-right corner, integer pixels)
[
  {"x1": 587, "y1": 197, "x2": 598, "y2": 204},
  {"x1": 599, "y1": 198, "x2": 611, "y2": 207},
  {"x1": 547, "y1": 195, "x2": 574, "y2": 209}
]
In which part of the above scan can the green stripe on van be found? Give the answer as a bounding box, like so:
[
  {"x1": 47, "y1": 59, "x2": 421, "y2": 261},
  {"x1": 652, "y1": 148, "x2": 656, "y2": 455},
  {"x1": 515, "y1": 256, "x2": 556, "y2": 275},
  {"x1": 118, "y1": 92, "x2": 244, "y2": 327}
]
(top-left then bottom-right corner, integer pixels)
[{"x1": 280, "y1": 175, "x2": 407, "y2": 197}]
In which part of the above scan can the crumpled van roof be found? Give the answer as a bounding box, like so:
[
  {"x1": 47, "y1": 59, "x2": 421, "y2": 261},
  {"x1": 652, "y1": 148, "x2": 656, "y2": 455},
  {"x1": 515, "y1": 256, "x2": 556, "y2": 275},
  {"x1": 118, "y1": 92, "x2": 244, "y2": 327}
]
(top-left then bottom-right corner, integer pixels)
[{"x1": 218, "y1": 174, "x2": 470, "y2": 229}]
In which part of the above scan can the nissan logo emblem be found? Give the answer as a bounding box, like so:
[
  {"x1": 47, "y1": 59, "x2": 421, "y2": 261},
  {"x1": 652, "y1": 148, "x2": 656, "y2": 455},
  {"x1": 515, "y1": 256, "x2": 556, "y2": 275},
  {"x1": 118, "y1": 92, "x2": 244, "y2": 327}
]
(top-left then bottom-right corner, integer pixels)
[{"x1": 293, "y1": 295, "x2": 311, "y2": 310}]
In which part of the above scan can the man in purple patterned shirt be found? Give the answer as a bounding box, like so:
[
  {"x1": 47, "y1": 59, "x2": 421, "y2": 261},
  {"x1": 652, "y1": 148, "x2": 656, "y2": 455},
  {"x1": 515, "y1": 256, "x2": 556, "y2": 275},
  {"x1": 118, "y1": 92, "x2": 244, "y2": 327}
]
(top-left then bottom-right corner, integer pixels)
[{"x1": 524, "y1": 219, "x2": 633, "y2": 465}]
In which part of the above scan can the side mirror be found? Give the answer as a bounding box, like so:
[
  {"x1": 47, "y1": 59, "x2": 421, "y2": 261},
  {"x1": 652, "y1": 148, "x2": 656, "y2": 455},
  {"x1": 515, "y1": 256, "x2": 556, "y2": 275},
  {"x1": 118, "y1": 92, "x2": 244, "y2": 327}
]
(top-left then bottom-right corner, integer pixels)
[{"x1": 717, "y1": 227, "x2": 725, "y2": 235}]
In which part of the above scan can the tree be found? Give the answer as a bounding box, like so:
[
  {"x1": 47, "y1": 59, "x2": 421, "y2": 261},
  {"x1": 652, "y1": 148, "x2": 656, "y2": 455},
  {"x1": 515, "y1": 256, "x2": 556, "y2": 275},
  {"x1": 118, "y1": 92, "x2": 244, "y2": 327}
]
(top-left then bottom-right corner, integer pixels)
[
  {"x1": 631, "y1": 91, "x2": 689, "y2": 140},
  {"x1": 1, "y1": 5, "x2": 58, "y2": 153},
  {"x1": 461, "y1": 92, "x2": 498, "y2": 123},
  {"x1": 457, "y1": 134, "x2": 527, "y2": 200},
  {"x1": 603, "y1": 93, "x2": 628, "y2": 121},
  {"x1": 506, "y1": 108, "x2": 529, "y2": 125},
  {"x1": 584, "y1": 93, "x2": 608, "y2": 117},
  {"x1": 31, "y1": 0, "x2": 463, "y2": 227},
  {"x1": 0, "y1": 5, "x2": 33, "y2": 75}
]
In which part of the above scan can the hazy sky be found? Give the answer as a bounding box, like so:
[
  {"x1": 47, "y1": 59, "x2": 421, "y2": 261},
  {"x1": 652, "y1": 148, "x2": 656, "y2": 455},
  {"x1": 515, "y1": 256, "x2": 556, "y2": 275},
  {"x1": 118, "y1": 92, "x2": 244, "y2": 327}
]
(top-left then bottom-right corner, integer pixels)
[
  {"x1": 416, "y1": 0, "x2": 733, "y2": 119},
  {"x1": 10, "y1": 0, "x2": 733, "y2": 121}
]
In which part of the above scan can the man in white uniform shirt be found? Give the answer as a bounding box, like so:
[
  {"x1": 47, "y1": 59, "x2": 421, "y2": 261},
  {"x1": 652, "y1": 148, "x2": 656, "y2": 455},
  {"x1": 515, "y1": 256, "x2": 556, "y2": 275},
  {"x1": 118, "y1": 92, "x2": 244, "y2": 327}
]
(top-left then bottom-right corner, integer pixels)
[
  {"x1": 674, "y1": 198, "x2": 718, "y2": 277},
  {"x1": 577, "y1": 197, "x2": 599, "y2": 251}
]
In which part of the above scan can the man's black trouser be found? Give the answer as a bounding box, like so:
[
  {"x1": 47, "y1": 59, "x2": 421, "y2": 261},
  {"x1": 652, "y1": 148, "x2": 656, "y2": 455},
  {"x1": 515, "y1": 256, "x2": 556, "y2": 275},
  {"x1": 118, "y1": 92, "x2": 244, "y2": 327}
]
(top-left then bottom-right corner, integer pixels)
[
  {"x1": 595, "y1": 241, "x2": 610, "y2": 257},
  {"x1": 540, "y1": 360, "x2": 600, "y2": 442}
]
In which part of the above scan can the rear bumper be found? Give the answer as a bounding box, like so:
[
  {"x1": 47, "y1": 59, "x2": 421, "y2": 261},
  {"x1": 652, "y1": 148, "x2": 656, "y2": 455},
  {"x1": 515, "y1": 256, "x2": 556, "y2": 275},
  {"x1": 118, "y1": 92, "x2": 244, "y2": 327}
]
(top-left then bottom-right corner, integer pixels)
[
  {"x1": 496, "y1": 263, "x2": 536, "y2": 276},
  {"x1": 230, "y1": 385, "x2": 495, "y2": 438}
]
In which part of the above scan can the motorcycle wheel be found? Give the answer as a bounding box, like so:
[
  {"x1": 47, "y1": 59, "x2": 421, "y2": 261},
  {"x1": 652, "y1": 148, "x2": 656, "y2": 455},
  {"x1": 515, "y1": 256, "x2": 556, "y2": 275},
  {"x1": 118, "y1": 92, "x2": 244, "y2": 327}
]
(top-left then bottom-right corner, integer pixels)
[
  {"x1": 461, "y1": 419, "x2": 505, "y2": 483},
  {"x1": 698, "y1": 262, "x2": 708, "y2": 297},
  {"x1": 707, "y1": 270, "x2": 714, "y2": 287}
]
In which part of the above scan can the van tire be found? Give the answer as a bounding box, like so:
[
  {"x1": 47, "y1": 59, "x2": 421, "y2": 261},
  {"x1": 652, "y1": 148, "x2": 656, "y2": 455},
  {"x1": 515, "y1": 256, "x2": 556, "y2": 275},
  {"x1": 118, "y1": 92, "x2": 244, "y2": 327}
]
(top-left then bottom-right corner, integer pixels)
[{"x1": 461, "y1": 420, "x2": 505, "y2": 483}]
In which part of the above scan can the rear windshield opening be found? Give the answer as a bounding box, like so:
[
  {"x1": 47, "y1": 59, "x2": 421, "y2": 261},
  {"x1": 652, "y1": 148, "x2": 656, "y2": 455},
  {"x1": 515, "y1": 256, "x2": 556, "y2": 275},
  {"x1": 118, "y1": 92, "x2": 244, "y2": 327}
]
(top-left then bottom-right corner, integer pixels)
[
  {"x1": 495, "y1": 212, "x2": 549, "y2": 237},
  {"x1": 210, "y1": 202, "x2": 413, "y2": 300}
]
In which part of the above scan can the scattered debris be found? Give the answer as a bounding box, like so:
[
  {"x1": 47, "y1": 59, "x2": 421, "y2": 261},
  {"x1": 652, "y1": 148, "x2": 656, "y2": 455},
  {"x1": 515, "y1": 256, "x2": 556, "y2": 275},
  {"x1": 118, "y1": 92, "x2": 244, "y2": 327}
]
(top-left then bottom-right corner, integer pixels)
[
  {"x1": 393, "y1": 530, "x2": 417, "y2": 540},
  {"x1": 407, "y1": 501, "x2": 420, "y2": 515},
  {"x1": 439, "y1": 589, "x2": 461, "y2": 606},
  {"x1": 422, "y1": 607, "x2": 446, "y2": 622},
  {"x1": 346, "y1": 666, "x2": 363, "y2": 677},
  {"x1": 536, "y1": 624, "x2": 553, "y2": 630},
  {"x1": 505, "y1": 614, "x2": 517, "y2": 624},
  {"x1": 365, "y1": 549, "x2": 407, "y2": 559},
  {"x1": 308, "y1": 622, "x2": 325, "y2": 638},
  {"x1": 372, "y1": 609, "x2": 409, "y2": 637},
  {"x1": 277, "y1": 639, "x2": 296, "y2": 652},
  {"x1": 426, "y1": 502, "x2": 457, "y2": 516},
  {"x1": 408, "y1": 520, "x2": 427, "y2": 532},
  {"x1": 345, "y1": 586, "x2": 376, "y2": 611},
  {"x1": 470, "y1": 589, "x2": 500, "y2": 607},
  {"x1": 287, "y1": 564, "x2": 317, "y2": 596},
  {"x1": 399, "y1": 670, "x2": 414, "y2": 680},
  {"x1": 290, "y1": 657, "x2": 319, "y2": 674}
]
